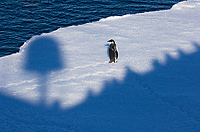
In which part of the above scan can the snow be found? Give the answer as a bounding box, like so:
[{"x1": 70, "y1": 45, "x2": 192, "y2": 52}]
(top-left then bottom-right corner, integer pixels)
[{"x1": 1, "y1": 0, "x2": 200, "y2": 131}]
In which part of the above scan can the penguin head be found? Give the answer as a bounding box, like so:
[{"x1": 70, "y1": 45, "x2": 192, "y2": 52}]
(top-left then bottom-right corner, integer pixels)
[{"x1": 107, "y1": 39, "x2": 115, "y2": 44}]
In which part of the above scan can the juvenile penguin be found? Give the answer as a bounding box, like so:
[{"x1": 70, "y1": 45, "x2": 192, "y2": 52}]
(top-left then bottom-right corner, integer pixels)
[{"x1": 107, "y1": 39, "x2": 118, "y2": 63}]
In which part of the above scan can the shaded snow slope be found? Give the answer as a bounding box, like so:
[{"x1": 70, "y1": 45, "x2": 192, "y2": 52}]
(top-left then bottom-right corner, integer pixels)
[{"x1": 0, "y1": 0, "x2": 200, "y2": 131}]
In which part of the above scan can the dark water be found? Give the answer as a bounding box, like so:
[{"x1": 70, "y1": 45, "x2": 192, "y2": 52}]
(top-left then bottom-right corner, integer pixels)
[{"x1": 0, "y1": 0, "x2": 183, "y2": 57}]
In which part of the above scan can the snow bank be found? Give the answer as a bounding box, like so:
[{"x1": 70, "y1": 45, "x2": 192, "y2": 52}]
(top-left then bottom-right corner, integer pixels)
[{"x1": 0, "y1": 0, "x2": 200, "y2": 110}]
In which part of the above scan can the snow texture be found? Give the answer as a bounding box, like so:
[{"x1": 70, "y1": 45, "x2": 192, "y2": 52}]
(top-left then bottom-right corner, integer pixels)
[{"x1": 0, "y1": 0, "x2": 200, "y2": 131}]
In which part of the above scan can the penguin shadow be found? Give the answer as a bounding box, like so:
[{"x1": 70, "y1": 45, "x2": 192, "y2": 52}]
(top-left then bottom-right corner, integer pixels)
[
  {"x1": 104, "y1": 44, "x2": 110, "y2": 59},
  {"x1": 24, "y1": 36, "x2": 64, "y2": 106}
]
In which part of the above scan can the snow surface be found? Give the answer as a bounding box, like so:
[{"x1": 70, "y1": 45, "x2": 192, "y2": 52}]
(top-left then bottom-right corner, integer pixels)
[{"x1": 1, "y1": 0, "x2": 200, "y2": 131}]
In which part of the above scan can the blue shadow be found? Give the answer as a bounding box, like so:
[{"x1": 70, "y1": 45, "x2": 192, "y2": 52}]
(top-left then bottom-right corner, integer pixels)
[{"x1": 105, "y1": 43, "x2": 110, "y2": 59}]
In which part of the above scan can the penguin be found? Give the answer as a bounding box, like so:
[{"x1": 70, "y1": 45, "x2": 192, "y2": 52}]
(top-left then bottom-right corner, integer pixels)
[{"x1": 107, "y1": 39, "x2": 118, "y2": 63}]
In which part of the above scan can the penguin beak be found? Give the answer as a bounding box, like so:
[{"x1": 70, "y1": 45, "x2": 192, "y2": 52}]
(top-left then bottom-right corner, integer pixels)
[{"x1": 107, "y1": 39, "x2": 115, "y2": 43}]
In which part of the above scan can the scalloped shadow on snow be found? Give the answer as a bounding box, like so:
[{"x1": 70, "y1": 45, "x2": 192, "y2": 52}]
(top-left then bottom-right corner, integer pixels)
[
  {"x1": 0, "y1": 42, "x2": 200, "y2": 131},
  {"x1": 66, "y1": 43, "x2": 200, "y2": 131}
]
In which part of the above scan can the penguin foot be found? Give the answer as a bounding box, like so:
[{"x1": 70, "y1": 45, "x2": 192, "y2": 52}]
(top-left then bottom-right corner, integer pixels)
[{"x1": 109, "y1": 61, "x2": 117, "y2": 63}]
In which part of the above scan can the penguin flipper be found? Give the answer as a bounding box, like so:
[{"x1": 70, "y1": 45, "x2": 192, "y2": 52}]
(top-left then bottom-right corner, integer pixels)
[{"x1": 116, "y1": 50, "x2": 118, "y2": 59}]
